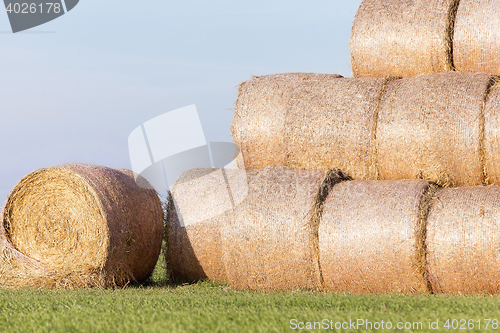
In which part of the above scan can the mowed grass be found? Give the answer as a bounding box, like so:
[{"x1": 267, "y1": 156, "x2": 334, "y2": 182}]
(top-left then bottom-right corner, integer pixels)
[{"x1": 1, "y1": 257, "x2": 500, "y2": 333}]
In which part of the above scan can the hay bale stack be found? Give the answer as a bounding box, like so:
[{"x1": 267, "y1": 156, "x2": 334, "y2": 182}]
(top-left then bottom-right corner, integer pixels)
[
  {"x1": 283, "y1": 77, "x2": 394, "y2": 179},
  {"x1": 426, "y1": 186, "x2": 500, "y2": 294},
  {"x1": 166, "y1": 168, "x2": 248, "y2": 283},
  {"x1": 221, "y1": 166, "x2": 346, "y2": 291},
  {"x1": 0, "y1": 164, "x2": 163, "y2": 288},
  {"x1": 454, "y1": 0, "x2": 500, "y2": 74},
  {"x1": 319, "y1": 180, "x2": 437, "y2": 294},
  {"x1": 377, "y1": 72, "x2": 496, "y2": 187},
  {"x1": 350, "y1": 0, "x2": 459, "y2": 78},
  {"x1": 232, "y1": 73, "x2": 342, "y2": 171}
]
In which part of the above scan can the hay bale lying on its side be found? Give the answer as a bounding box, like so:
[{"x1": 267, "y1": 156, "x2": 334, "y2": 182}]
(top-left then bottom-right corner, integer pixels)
[
  {"x1": 232, "y1": 73, "x2": 342, "y2": 171},
  {"x1": 232, "y1": 74, "x2": 390, "y2": 178},
  {"x1": 377, "y1": 72, "x2": 496, "y2": 187},
  {"x1": 484, "y1": 80, "x2": 500, "y2": 185},
  {"x1": 166, "y1": 168, "x2": 248, "y2": 283},
  {"x1": 319, "y1": 180, "x2": 437, "y2": 294},
  {"x1": 233, "y1": 71, "x2": 500, "y2": 186},
  {"x1": 284, "y1": 76, "x2": 393, "y2": 179},
  {"x1": 0, "y1": 217, "x2": 48, "y2": 285},
  {"x1": 221, "y1": 166, "x2": 347, "y2": 291},
  {"x1": 350, "y1": 0, "x2": 459, "y2": 77},
  {"x1": 453, "y1": 0, "x2": 500, "y2": 74},
  {"x1": 0, "y1": 164, "x2": 163, "y2": 289},
  {"x1": 426, "y1": 186, "x2": 500, "y2": 294}
]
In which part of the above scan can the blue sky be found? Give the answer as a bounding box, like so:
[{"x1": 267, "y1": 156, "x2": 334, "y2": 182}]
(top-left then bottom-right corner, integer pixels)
[{"x1": 0, "y1": 0, "x2": 362, "y2": 202}]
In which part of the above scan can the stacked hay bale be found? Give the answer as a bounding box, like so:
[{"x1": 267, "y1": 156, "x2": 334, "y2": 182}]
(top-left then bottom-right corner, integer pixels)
[
  {"x1": 233, "y1": 74, "x2": 392, "y2": 177},
  {"x1": 345, "y1": 0, "x2": 500, "y2": 294},
  {"x1": 232, "y1": 73, "x2": 342, "y2": 170},
  {"x1": 232, "y1": 71, "x2": 500, "y2": 186},
  {"x1": 221, "y1": 167, "x2": 348, "y2": 291},
  {"x1": 484, "y1": 82, "x2": 500, "y2": 184},
  {"x1": 0, "y1": 164, "x2": 163, "y2": 288},
  {"x1": 282, "y1": 76, "x2": 393, "y2": 179},
  {"x1": 165, "y1": 0, "x2": 500, "y2": 295},
  {"x1": 166, "y1": 168, "x2": 248, "y2": 283},
  {"x1": 167, "y1": 166, "x2": 350, "y2": 290},
  {"x1": 319, "y1": 179, "x2": 500, "y2": 295},
  {"x1": 351, "y1": 0, "x2": 500, "y2": 77},
  {"x1": 350, "y1": 0, "x2": 459, "y2": 77},
  {"x1": 319, "y1": 180, "x2": 438, "y2": 294},
  {"x1": 426, "y1": 186, "x2": 500, "y2": 294},
  {"x1": 377, "y1": 72, "x2": 498, "y2": 187},
  {"x1": 167, "y1": 165, "x2": 500, "y2": 295},
  {"x1": 453, "y1": 0, "x2": 500, "y2": 74}
]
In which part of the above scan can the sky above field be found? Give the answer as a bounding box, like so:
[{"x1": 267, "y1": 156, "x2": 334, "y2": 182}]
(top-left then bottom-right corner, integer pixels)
[{"x1": 0, "y1": 0, "x2": 362, "y2": 202}]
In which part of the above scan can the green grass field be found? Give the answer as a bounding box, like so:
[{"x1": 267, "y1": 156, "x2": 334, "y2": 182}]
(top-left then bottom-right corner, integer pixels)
[{"x1": 1, "y1": 256, "x2": 500, "y2": 333}]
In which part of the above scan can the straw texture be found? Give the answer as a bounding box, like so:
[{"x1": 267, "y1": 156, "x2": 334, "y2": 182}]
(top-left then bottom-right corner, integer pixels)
[
  {"x1": 319, "y1": 180, "x2": 436, "y2": 294},
  {"x1": 0, "y1": 164, "x2": 163, "y2": 289},
  {"x1": 283, "y1": 77, "x2": 393, "y2": 179},
  {"x1": 166, "y1": 168, "x2": 247, "y2": 283},
  {"x1": 233, "y1": 74, "x2": 391, "y2": 177},
  {"x1": 426, "y1": 186, "x2": 500, "y2": 294},
  {"x1": 377, "y1": 72, "x2": 495, "y2": 187},
  {"x1": 221, "y1": 166, "x2": 341, "y2": 291},
  {"x1": 484, "y1": 81, "x2": 500, "y2": 184},
  {"x1": 232, "y1": 73, "x2": 342, "y2": 171},
  {"x1": 454, "y1": 0, "x2": 500, "y2": 74},
  {"x1": 351, "y1": 0, "x2": 460, "y2": 77}
]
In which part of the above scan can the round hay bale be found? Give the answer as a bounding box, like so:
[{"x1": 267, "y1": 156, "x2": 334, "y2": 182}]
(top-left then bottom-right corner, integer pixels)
[
  {"x1": 453, "y1": 0, "x2": 500, "y2": 74},
  {"x1": 484, "y1": 80, "x2": 500, "y2": 184},
  {"x1": 319, "y1": 180, "x2": 437, "y2": 294},
  {"x1": 283, "y1": 76, "x2": 394, "y2": 179},
  {"x1": 232, "y1": 73, "x2": 342, "y2": 171},
  {"x1": 350, "y1": 0, "x2": 460, "y2": 77},
  {"x1": 0, "y1": 164, "x2": 163, "y2": 289},
  {"x1": 377, "y1": 72, "x2": 495, "y2": 187},
  {"x1": 220, "y1": 166, "x2": 346, "y2": 291},
  {"x1": 166, "y1": 168, "x2": 248, "y2": 283},
  {"x1": 426, "y1": 186, "x2": 500, "y2": 294}
]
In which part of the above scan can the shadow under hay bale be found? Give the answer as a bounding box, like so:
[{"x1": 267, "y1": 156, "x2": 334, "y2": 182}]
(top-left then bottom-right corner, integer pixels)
[
  {"x1": 165, "y1": 207, "x2": 216, "y2": 283},
  {"x1": 350, "y1": 0, "x2": 459, "y2": 77},
  {"x1": 232, "y1": 73, "x2": 342, "y2": 171},
  {"x1": 377, "y1": 72, "x2": 497, "y2": 187},
  {"x1": 0, "y1": 164, "x2": 163, "y2": 289},
  {"x1": 454, "y1": 0, "x2": 500, "y2": 75},
  {"x1": 319, "y1": 180, "x2": 438, "y2": 294},
  {"x1": 426, "y1": 186, "x2": 500, "y2": 295}
]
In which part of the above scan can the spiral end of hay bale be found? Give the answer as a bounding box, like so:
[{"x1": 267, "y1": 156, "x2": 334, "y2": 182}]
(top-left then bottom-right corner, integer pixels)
[
  {"x1": 0, "y1": 164, "x2": 163, "y2": 289},
  {"x1": 3, "y1": 167, "x2": 110, "y2": 274}
]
